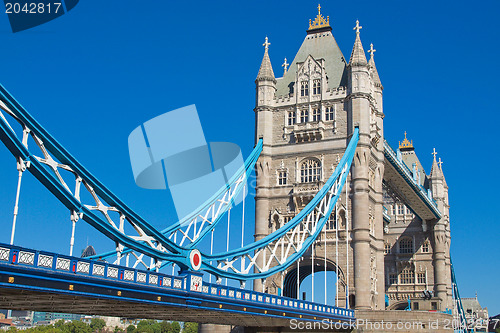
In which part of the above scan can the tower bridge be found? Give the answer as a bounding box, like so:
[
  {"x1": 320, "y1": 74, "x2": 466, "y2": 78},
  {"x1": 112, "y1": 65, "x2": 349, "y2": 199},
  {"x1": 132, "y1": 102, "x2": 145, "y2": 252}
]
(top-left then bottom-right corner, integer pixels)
[{"x1": 0, "y1": 5, "x2": 468, "y2": 333}]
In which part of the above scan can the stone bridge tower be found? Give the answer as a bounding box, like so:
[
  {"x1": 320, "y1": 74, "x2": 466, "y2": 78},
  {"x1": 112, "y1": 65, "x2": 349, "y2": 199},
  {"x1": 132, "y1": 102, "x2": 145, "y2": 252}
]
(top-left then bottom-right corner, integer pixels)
[{"x1": 253, "y1": 7, "x2": 386, "y2": 310}]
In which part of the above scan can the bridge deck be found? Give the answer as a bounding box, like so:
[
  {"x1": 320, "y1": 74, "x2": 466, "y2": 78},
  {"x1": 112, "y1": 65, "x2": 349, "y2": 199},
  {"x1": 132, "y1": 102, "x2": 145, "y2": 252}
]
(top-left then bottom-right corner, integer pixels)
[
  {"x1": 383, "y1": 141, "x2": 441, "y2": 221},
  {"x1": 0, "y1": 243, "x2": 354, "y2": 327}
]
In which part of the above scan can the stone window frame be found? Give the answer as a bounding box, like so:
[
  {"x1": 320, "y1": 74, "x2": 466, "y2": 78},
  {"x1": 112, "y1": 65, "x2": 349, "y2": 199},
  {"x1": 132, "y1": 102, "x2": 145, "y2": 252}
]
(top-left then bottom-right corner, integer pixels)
[
  {"x1": 299, "y1": 109, "x2": 309, "y2": 123},
  {"x1": 300, "y1": 81, "x2": 309, "y2": 97},
  {"x1": 384, "y1": 242, "x2": 391, "y2": 254},
  {"x1": 311, "y1": 107, "x2": 321, "y2": 122},
  {"x1": 312, "y1": 79, "x2": 321, "y2": 95},
  {"x1": 325, "y1": 105, "x2": 335, "y2": 121},
  {"x1": 417, "y1": 272, "x2": 426, "y2": 284},
  {"x1": 422, "y1": 240, "x2": 430, "y2": 253},
  {"x1": 277, "y1": 170, "x2": 287, "y2": 186},
  {"x1": 287, "y1": 111, "x2": 296, "y2": 126},
  {"x1": 399, "y1": 237, "x2": 413, "y2": 254},
  {"x1": 299, "y1": 158, "x2": 321, "y2": 183},
  {"x1": 388, "y1": 273, "x2": 397, "y2": 285},
  {"x1": 399, "y1": 267, "x2": 415, "y2": 284}
]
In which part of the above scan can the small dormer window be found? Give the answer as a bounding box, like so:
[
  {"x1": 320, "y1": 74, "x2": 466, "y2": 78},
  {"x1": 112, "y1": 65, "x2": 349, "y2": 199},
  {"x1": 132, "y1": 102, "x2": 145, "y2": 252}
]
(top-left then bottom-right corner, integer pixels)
[
  {"x1": 313, "y1": 79, "x2": 321, "y2": 95},
  {"x1": 325, "y1": 106, "x2": 335, "y2": 121},
  {"x1": 300, "y1": 81, "x2": 309, "y2": 96},
  {"x1": 312, "y1": 108, "x2": 320, "y2": 122},
  {"x1": 300, "y1": 109, "x2": 309, "y2": 123},
  {"x1": 287, "y1": 111, "x2": 296, "y2": 125}
]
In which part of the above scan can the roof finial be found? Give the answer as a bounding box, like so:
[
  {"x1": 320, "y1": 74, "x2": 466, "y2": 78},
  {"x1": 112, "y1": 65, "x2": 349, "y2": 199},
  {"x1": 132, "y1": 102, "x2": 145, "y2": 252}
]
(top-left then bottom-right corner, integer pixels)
[
  {"x1": 438, "y1": 157, "x2": 443, "y2": 169},
  {"x1": 368, "y1": 43, "x2": 376, "y2": 60},
  {"x1": 432, "y1": 148, "x2": 437, "y2": 160},
  {"x1": 308, "y1": 4, "x2": 330, "y2": 31},
  {"x1": 282, "y1": 58, "x2": 289, "y2": 75},
  {"x1": 263, "y1": 36, "x2": 270, "y2": 51},
  {"x1": 399, "y1": 131, "x2": 414, "y2": 150},
  {"x1": 354, "y1": 20, "x2": 362, "y2": 34}
]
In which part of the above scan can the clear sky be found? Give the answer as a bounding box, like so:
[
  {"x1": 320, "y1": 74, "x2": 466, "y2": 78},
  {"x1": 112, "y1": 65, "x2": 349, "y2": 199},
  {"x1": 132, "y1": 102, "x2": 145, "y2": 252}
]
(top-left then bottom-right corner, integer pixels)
[{"x1": 0, "y1": 0, "x2": 498, "y2": 316}]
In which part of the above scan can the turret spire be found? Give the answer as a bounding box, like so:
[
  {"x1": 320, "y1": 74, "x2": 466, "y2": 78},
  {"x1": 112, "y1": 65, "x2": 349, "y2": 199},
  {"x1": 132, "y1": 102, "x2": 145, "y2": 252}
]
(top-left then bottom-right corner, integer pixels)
[
  {"x1": 430, "y1": 148, "x2": 443, "y2": 179},
  {"x1": 256, "y1": 36, "x2": 276, "y2": 82},
  {"x1": 368, "y1": 43, "x2": 382, "y2": 88},
  {"x1": 349, "y1": 20, "x2": 368, "y2": 66}
]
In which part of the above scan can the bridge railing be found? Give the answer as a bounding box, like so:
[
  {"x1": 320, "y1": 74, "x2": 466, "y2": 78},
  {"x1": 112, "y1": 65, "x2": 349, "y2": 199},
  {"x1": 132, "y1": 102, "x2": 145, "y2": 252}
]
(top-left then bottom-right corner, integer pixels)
[
  {"x1": 383, "y1": 140, "x2": 441, "y2": 219},
  {"x1": 0, "y1": 243, "x2": 355, "y2": 319}
]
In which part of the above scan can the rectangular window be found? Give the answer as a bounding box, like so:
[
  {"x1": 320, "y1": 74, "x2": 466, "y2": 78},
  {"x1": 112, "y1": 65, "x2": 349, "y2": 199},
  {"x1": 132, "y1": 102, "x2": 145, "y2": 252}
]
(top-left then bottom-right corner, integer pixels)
[
  {"x1": 431, "y1": 302, "x2": 438, "y2": 310},
  {"x1": 398, "y1": 204, "x2": 404, "y2": 215},
  {"x1": 300, "y1": 109, "x2": 309, "y2": 123},
  {"x1": 313, "y1": 79, "x2": 321, "y2": 95},
  {"x1": 327, "y1": 213, "x2": 336, "y2": 230},
  {"x1": 392, "y1": 205, "x2": 396, "y2": 216},
  {"x1": 422, "y1": 242, "x2": 429, "y2": 253},
  {"x1": 399, "y1": 268, "x2": 414, "y2": 284},
  {"x1": 384, "y1": 243, "x2": 391, "y2": 254},
  {"x1": 278, "y1": 171, "x2": 287, "y2": 185},
  {"x1": 406, "y1": 207, "x2": 411, "y2": 215},
  {"x1": 388, "y1": 274, "x2": 397, "y2": 285},
  {"x1": 287, "y1": 111, "x2": 296, "y2": 125},
  {"x1": 417, "y1": 272, "x2": 426, "y2": 284},
  {"x1": 312, "y1": 108, "x2": 320, "y2": 122},
  {"x1": 413, "y1": 302, "x2": 419, "y2": 310},
  {"x1": 325, "y1": 106, "x2": 335, "y2": 121},
  {"x1": 300, "y1": 81, "x2": 309, "y2": 96}
]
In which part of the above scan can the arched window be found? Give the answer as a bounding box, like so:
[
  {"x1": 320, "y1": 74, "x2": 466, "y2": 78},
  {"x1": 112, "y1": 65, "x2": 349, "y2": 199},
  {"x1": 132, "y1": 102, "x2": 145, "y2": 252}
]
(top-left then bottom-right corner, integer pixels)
[
  {"x1": 399, "y1": 237, "x2": 413, "y2": 254},
  {"x1": 300, "y1": 159, "x2": 321, "y2": 183},
  {"x1": 313, "y1": 79, "x2": 321, "y2": 95},
  {"x1": 300, "y1": 81, "x2": 309, "y2": 96}
]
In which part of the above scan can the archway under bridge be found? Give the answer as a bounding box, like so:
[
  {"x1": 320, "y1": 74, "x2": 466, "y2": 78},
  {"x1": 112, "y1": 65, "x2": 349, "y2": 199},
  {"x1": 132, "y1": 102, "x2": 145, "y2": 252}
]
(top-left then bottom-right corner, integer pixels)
[{"x1": 281, "y1": 256, "x2": 347, "y2": 306}]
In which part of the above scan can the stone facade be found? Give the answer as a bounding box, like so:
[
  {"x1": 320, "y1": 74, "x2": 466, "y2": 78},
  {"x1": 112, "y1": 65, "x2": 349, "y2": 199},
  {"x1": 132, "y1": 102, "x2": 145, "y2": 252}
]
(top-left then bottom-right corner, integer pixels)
[{"x1": 253, "y1": 8, "x2": 452, "y2": 312}]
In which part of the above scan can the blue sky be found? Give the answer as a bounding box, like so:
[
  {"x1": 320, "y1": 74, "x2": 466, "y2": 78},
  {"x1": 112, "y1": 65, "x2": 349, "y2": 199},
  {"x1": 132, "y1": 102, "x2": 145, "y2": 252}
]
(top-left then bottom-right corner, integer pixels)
[{"x1": 0, "y1": 0, "x2": 498, "y2": 315}]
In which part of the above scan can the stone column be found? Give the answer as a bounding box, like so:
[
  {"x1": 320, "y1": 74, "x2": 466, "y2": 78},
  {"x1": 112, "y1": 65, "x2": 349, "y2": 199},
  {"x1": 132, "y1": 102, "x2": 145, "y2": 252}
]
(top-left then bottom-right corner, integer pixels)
[{"x1": 433, "y1": 223, "x2": 447, "y2": 310}]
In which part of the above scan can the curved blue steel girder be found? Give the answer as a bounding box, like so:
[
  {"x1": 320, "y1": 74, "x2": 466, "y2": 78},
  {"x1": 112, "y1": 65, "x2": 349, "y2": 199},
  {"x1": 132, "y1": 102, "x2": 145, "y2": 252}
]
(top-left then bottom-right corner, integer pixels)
[
  {"x1": 199, "y1": 129, "x2": 359, "y2": 280},
  {"x1": 0, "y1": 82, "x2": 359, "y2": 281}
]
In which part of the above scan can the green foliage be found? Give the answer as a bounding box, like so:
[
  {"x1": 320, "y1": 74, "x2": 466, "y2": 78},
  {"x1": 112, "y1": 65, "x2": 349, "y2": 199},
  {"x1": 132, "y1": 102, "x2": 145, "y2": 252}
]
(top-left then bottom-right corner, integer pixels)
[
  {"x1": 169, "y1": 322, "x2": 180, "y2": 333},
  {"x1": 90, "y1": 318, "x2": 106, "y2": 332},
  {"x1": 182, "y1": 323, "x2": 197, "y2": 333},
  {"x1": 126, "y1": 325, "x2": 136, "y2": 333}
]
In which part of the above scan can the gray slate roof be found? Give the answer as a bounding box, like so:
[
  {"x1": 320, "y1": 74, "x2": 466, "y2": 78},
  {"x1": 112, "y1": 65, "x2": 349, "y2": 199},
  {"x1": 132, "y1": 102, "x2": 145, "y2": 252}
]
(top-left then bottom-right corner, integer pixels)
[{"x1": 275, "y1": 30, "x2": 347, "y2": 96}]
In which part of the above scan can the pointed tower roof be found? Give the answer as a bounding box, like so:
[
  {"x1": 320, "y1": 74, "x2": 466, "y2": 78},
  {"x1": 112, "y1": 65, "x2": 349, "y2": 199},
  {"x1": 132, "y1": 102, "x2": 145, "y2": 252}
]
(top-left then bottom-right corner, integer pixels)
[
  {"x1": 275, "y1": 6, "x2": 347, "y2": 95},
  {"x1": 430, "y1": 148, "x2": 443, "y2": 179},
  {"x1": 349, "y1": 20, "x2": 368, "y2": 66},
  {"x1": 256, "y1": 37, "x2": 276, "y2": 83},
  {"x1": 368, "y1": 43, "x2": 382, "y2": 88}
]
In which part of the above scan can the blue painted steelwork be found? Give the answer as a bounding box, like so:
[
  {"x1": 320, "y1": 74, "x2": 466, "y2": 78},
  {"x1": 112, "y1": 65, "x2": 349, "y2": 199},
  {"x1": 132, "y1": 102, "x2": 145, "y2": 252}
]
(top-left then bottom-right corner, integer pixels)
[
  {"x1": 0, "y1": 83, "x2": 360, "y2": 281},
  {"x1": 383, "y1": 140, "x2": 441, "y2": 219},
  {"x1": 91, "y1": 139, "x2": 263, "y2": 261},
  {"x1": 451, "y1": 258, "x2": 469, "y2": 333},
  {"x1": 0, "y1": 82, "x2": 262, "y2": 271},
  {"x1": 0, "y1": 243, "x2": 355, "y2": 321},
  {"x1": 201, "y1": 129, "x2": 359, "y2": 280}
]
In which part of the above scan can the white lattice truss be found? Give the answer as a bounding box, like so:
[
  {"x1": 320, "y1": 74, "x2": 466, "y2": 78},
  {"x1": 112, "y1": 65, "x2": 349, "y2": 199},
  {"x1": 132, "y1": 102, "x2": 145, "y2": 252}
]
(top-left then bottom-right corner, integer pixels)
[
  {"x1": 0, "y1": 97, "x2": 248, "y2": 271},
  {"x1": 213, "y1": 162, "x2": 349, "y2": 278}
]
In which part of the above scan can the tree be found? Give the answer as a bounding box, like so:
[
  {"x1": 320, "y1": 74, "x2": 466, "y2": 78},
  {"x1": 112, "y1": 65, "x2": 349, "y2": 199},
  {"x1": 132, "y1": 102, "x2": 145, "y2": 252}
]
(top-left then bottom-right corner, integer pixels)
[
  {"x1": 126, "y1": 325, "x2": 136, "y2": 333},
  {"x1": 90, "y1": 318, "x2": 106, "y2": 332},
  {"x1": 159, "y1": 322, "x2": 171, "y2": 333},
  {"x1": 114, "y1": 327, "x2": 124, "y2": 333},
  {"x1": 169, "y1": 322, "x2": 180, "y2": 333},
  {"x1": 182, "y1": 323, "x2": 197, "y2": 333}
]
